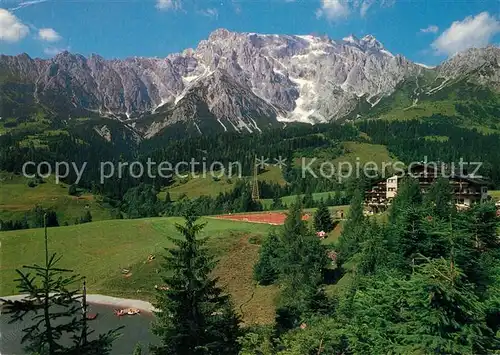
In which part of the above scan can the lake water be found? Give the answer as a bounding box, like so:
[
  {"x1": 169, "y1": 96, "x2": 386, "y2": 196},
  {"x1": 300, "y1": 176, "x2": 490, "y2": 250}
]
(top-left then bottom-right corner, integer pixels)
[{"x1": 0, "y1": 303, "x2": 159, "y2": 354}]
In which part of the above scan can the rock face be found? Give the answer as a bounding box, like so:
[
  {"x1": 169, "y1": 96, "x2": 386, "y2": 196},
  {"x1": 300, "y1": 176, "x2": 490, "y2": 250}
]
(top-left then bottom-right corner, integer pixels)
[
  {"x1": 437, "y1": 46, "x2": 500, "y2": 90},
  {"x1": 0, "y1": 29, "x2": 499, "y2": 137}
]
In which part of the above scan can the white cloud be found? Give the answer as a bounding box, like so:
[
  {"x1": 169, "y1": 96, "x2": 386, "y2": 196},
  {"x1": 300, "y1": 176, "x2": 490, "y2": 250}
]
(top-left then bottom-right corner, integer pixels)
[
  {"x1": 43, "y1": 46, "x2": 69, "y2": 56},
  {"x1": 0, "y1": 8, "x2": 29, "y2": 42},
  {"x1": 317, "y1": 0, "x2": 350, "y2": 21},
  {"x1": 381, "y1": 0, "x2": 395, "y2": 8},
  {"x1": 38, "y1": 28, "x2": 61, "y2": 42},
  {"x1": 317, "y1": 0, "x2": 394, "y2": 21},
  {"x1": 9, "y1": 0, "x2": 48, "y2": 11},
  {"x1": 156, "y1": 0, "x2": 181, "y2": 11},
  {"x1": 432, "y1": 12, "x2": 500, "y2": 56},
  {"x1": 420, "y1": 25, "x2": 439, "y2": 34},
  {"x1": 360, "y1": 1, "x2": 372, "y2": 18},
  {"x1": 199, "y1": 8, "x2": 218, "y2": 19}
]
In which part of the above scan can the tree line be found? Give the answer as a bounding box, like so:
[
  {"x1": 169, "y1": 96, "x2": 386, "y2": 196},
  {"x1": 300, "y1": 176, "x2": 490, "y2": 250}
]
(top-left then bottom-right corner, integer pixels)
[
  {"x1": 0, "y1": 205, "x2": 92, "y2": 231},
  {"x1": 3, "y1": 116, "x2": 500, "y2": 231},
  {"x1": 358, "y1": 118, "x2": 500, "y2": 187}
]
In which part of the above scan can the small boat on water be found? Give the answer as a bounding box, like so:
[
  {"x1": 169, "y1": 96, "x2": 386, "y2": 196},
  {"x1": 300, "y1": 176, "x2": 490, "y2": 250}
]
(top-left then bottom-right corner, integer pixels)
[
  {"x1": 114, "y1": 308, "x2": 140, "y2": 317},
  {"x1": 114, "y1": 309, "x2": 125, "y2": 317},
  {"x1": 86, "y1": 313, "x2": 98, "y2": 320},
  {"x1": 127, "y1": 308, "x2": 140, "y2": 315}
]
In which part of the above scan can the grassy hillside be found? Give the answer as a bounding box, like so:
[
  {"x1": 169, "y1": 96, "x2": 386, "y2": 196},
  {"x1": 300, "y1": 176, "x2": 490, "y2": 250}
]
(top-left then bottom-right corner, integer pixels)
[
  {"x1": 350, "y1": 73, "x2": 500, "y2": 134},
  {"x1": 0, "y1": 209, "x2": 349, "y2": 324},
  {"x1": 0, "y1": 172, "x2": 113, "y2": 225},
  {"x1": 378, "y1": 101, "x2": 457, "y2": 122},
  {"x1": 333, "y1": 141, "x2": 395, "y2": 167},
  {"x1": 159, "y1": 166, "x2": 287, "y2": 201},
  {"x1": 0, "y1": 217, "x2": 281, "y2": 325},
  {"x1": 319, "y1": 141, "x2": 399, "y2": 176},
  {"x1": 159, "y1": 176, "x2": 237, "y2": 200},
  {"x1": 256, "y1": 166, "x2": 287, "y2": 185}
]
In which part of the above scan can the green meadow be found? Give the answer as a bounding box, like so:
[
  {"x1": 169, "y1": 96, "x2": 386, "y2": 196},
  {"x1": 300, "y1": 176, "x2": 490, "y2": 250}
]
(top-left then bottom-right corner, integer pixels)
[
  {"x1": 0, "y1": 172, "x2": 113, "y2": 225},
  {"x1": 0, "y1": 217, "x2": 279, "y2": 324},
  {"x1": 0, "y1": 211, "x2": 347, "y2": 324}
]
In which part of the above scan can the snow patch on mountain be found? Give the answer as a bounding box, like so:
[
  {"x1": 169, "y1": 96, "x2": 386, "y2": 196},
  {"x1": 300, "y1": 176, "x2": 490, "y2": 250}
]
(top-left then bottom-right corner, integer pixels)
[
  {"x1": 2, "y1": 29, "x2": 497, "y2": 136},
  {"x1": 416, "y1": 63, "x2": 436, "y2": 69}
]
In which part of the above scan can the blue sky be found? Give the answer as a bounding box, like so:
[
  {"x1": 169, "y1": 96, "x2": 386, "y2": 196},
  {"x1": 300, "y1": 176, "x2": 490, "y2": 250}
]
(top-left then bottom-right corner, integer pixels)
[{"x1": 0, "y1": 0, "x2": 499, "y2": 66}]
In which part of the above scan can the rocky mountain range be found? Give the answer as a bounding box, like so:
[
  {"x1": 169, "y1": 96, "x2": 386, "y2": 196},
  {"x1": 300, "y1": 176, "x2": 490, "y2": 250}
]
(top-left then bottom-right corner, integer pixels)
[{"x1": 0, "y1": 28, "x2": 499, "y2": 138}]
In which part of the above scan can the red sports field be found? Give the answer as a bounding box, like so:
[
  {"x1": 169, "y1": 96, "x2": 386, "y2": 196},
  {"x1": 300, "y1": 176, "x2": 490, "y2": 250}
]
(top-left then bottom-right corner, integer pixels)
[{"x1": 214, "y1": 212, "x2": 311, "y2": 225}]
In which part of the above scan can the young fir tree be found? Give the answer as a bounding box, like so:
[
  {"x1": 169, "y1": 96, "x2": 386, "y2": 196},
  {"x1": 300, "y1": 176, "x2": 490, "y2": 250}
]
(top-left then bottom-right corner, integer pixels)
[
  {"x1": 253, "y1": 231, "x2": 282, "y2": 285},
  {"x1": 333, "y1": 183, "x2": 343, "y2": 206},
  {"x1": 151, "y1": 211, "x2": 241, "y2": 355},
  {"x1": 424, "y1": 177, "x2": 454, "y2": 219},
  {"x1": 393, "y1": 258, "x2": 496, "y2": 354},
  {"x1": 301, "y1": 192, "x2": 315, "y2": 209},
  {"x1": 389, "y1": 177, "x2": 422, "y2": 223},
  {"x1": 453, "y1": 201, "x2": 500, "y2": 293},
  {"x1": 387, "y1": 187, "x2": 437, "y2": 272},
  {"x1": 337, "y1": 188, "x2": 365, "y2": 264},
  {"x1": 0, "y1": 214, "x2": 119, "y2": 355},
  {"x1": 331, "y1": 258, "x2": 497, "y2": 354},
  {"x1": 325, "y1": 193, "x2": 335, "y2": 207},
  {"x1": 355, "y1": 220, "x2": 390, "y2": 276},
  {"x1": 275, "y1": 200, "x2": 329, "y2": 330},
  {"x1": 313, "y1": 201, "x2": 335, "y2": 233},
  {"x1": 270, "y1": 195, "x2": 284, "y2": 210}
]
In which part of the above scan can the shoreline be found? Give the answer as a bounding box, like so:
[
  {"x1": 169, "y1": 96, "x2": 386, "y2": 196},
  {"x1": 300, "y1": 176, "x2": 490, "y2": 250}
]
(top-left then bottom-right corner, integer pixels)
[{"x1": 0, "y1": 294, "x2": 157, "y2": 313}]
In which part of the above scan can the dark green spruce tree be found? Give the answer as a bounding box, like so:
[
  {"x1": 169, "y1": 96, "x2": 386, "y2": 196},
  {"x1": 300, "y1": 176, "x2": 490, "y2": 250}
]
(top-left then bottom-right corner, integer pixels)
[
  {"x1": 333, "y1": 183, "x2": 343, "y2": 205},
  {"x1": 313, "y1": 201, "x2": 335, "y2": 233},
  {"x1": 275, "y1": 199, "x2": 328, "y2": 331},
  {"x1": 424, "y1": 177, "x2": 455, "y2": 219},
  {"x1": 390, "y1": 258, "x2": 496, "y2": 354},
  {"x1": 389, "y1": 177, "x2": 422, "y2": 223},
  {"x1": 337, "y1": 188, "x2": 365, "y2": 265},
  {"x1": 122, "y1": 183, "x2": 160, "y2": 219},
  {"x1": 301, "y1": 192, "x2": 315, "y2": 209},
  {"x1": 254, "y1": 231, "x2": 282, "y2": 285},
  {"x1": 270, "y1": 195, "x2": 284, "y2": 210},
  {"x1": 355, "y1": 220, "x2": 390, "y2": 276},
  {"x1": 151, "y1": 211, "x2": 241, "y2": 355}
]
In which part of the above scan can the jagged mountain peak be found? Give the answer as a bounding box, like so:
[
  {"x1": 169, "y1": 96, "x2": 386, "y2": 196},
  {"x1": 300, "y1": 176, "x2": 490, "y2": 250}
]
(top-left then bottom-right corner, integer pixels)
[
  {"x1": 342, "y1": 33, "x2": 390, "y2": 56},
  {"x1": 208, "y1": 27, "x2": 233, "y2": 40},
  {"x1": 360, "y1": 34, "x2": 384, "y2": 50},
  {"x1": 437, "y1": 45, "x2": 500, "y2": 89},
  {"x1": 440, "y1": 46, "x2": 500, "y2": 71},
  {"x1": 0, "y1": 29, "x2": 499, "y2": 138},
  {"x1": 343, "y1": 34, "x2": 358, "y2": 42},
  {"x1": 53, "y1": 50, "x2": 77, "y2": 60},
  {"x1": 362, "y1": 34, "x2": 377, "y2": 41}
]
